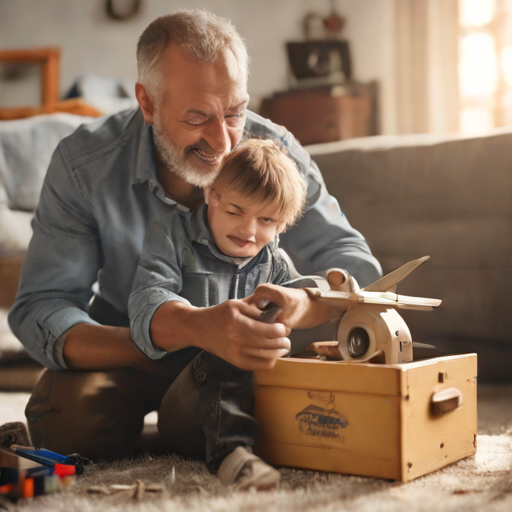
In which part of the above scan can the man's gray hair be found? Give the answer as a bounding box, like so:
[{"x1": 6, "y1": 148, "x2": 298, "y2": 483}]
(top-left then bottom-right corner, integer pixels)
[{"x1": 137, "y1": 9, "x2": 249, "y2": 99}]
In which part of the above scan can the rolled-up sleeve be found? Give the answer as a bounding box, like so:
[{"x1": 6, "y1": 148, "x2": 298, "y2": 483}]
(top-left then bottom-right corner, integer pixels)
[
  {"x1": 8, "y1": 146, "x2": 101, "y2": 370},
  {"x1": 128, "y1": 220, "x2": 191, "y2": 360}
]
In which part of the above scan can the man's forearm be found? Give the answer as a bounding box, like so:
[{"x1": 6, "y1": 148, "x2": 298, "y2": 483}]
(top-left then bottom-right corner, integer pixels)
[
  {"x1": 63, "y1": 323, "x2": 151, "y2": 371},
  {"x1": 150, "y1": 300, "x2": 291, "y2": 372},
  {"x1": 150, "y1": 301, "x2": 208, "y2": 353}
]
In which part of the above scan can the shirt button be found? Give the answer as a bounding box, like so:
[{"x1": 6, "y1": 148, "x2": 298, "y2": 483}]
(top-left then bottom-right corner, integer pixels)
[{"x1": 196, "y1": 371, "x2": 208, "y2": 385}]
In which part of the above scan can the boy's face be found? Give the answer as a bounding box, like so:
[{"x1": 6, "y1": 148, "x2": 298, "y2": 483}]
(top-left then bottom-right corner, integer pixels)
[{"x1": 205, "y1": 186, "x2": 285, "y2": 258}]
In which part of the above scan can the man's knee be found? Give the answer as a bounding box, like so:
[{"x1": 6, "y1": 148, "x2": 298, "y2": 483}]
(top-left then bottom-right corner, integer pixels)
[{"x1": 26, "y1": 368, "x2": 149, "y2": 461}]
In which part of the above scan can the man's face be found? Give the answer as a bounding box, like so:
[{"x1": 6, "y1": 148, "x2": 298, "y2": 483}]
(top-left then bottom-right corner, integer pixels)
[
  {"x1": 205, "y1": 185, "x2": 285, "y2": 258},
  {"x1": 150, "y1": 44, "x2": 249, "y2": 188}
]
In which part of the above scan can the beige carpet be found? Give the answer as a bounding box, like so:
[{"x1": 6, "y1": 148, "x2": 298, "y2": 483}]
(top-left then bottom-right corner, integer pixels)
[
  {"x1": 1, "y1": 389, "x2": 511, "y2": 512},
  {"x1": 0, "y1": 435, "x2": 509, "y2": 512}
]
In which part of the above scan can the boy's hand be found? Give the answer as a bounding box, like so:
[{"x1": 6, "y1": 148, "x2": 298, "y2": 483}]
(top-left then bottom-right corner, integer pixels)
[{"x1": 243, "y1": 283, "x2": 344, "y2": 330}]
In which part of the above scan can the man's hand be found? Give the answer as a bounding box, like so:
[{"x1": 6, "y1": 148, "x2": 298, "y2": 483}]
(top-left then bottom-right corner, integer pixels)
[
  {"x1": 151, "y1": 300, "x2": 291, "y2": 372},
  {"x1": 243, "y1": 283, "x2": 344, "y2": 330}
]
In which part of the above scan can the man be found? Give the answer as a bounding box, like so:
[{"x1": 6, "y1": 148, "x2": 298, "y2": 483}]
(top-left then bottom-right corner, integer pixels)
[{"x1": 9, "y1": 10, "x2": 381, "y2": 489}]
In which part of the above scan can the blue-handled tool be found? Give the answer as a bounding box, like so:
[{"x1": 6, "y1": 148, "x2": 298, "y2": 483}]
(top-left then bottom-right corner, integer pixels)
[{"x1": 9, "y1": 445, "x2": 88, "y2": 474}]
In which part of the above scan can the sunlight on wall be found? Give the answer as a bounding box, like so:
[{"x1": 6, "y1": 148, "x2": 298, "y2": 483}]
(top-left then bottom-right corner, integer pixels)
[
  {"x1": 460, "y1": 109, "x2": 494, "y2": 134},
  {"x1": 459, "y1": 0, "x2": 495, "y2": 26},
  {"x1": 459, "y1": 33, "x2": 497, "y2": 98},
  {"x1": 458, "y1": 0, "x2": 512, "y2": 135},
  {"x1": 499, "y1": 45, "x2": 512, "y2": 85}
]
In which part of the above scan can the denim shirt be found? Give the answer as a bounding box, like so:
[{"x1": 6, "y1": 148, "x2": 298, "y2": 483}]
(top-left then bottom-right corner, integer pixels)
[
  {"x1": 8, "y1": 107, "x2": 381, "y2": 370},
  {"x1": 128, "y1": 203, "x2": 296, "y2": 359}
]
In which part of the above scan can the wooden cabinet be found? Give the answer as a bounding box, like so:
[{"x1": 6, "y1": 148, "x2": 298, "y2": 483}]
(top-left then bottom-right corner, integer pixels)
[{"x1": 260, "y1": 87, "x2": 373, "y2": 145}]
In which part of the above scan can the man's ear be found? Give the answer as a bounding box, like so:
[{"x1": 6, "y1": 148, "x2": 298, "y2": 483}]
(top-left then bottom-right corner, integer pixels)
[
  {"x1": 205, "y1": 187, "x2": 220, "y2": 207},
  {"x1": 135, "y1": 83, "x2": 155, "y2": 126}
]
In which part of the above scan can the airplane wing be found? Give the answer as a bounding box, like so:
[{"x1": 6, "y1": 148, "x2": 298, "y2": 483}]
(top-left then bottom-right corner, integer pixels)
[
  {"x1": 362, "y1": 255, "x2": 431, "y2": 293},
  {"x1": 309, "y1": 289, "x2": 442, "y2": 311},
  {"x1": 359, "y1": 291, "x2": 442, "y2": 310}
]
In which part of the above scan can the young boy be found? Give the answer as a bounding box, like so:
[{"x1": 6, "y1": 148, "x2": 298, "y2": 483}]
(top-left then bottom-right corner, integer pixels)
[{"x1": 128, "y1": 138, "x2": 322, "y2": 490}]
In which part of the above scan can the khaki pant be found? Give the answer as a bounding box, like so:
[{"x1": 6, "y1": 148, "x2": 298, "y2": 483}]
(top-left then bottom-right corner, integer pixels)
[
  {"x1": 26, "y1": 349, "x2": 258, "y2": 469},
  {"x1": 25, "y1": 296, "x2": 258, "y2": 467}
]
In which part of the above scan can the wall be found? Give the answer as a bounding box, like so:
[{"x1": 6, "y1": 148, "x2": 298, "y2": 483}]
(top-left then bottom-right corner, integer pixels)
[{"x1": 0, "y1": 0, "x2": 394, "y2": 132}]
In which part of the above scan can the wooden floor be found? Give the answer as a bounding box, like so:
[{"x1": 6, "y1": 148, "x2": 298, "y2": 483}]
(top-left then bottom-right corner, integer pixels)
[{"x1": 0, "y1": 360, "x2": 44, "y2": 392}]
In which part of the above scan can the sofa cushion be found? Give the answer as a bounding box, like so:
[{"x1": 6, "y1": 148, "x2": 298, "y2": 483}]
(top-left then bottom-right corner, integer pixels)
[
  {"x1": 0, "y1": 113, "x2": 93, "y2": 211},
  {"x1": 0, "y1": 205, "x2": 32, "y2": 251}
]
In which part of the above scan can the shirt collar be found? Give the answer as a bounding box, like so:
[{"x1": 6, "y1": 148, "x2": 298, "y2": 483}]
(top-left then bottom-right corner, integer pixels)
[
  {"x1": 188, "y1": 202, "x2": 212, "y2": 244},
  {"x1": 132, "y1": 110, "x2": 184, "y2": 207},
  {"x1": 133, "y1": 109, "x2": 156, "y2": 185}
]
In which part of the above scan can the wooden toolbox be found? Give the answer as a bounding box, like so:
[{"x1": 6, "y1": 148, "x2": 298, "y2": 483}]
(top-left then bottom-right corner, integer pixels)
[{"x1": 254, "y1": 353, "x2": 477, "y2": 482}]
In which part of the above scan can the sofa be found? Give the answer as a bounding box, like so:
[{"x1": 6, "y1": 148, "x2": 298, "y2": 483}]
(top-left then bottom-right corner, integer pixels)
[
  {"x1": 309, "y1": 129, "x2": 512, "y2": 381},
  {"x1": 1, "y1": 114, "x2": 511, "y2": 380}
]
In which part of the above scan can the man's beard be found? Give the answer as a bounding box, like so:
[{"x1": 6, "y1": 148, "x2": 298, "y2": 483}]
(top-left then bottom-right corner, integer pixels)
[{"x1": 152, "y1": 122, "x2": 221, "y2": 189}]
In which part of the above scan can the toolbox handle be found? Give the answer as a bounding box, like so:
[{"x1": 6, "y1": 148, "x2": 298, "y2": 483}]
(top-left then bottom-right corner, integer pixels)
[{"x1": 431, "y1": 387, "x2": 463, "y2": 415}]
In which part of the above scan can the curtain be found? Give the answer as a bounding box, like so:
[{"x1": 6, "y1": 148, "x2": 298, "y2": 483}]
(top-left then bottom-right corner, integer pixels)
[{"x1": 393, "y1": 0, "x2": 459, "y2": 134}]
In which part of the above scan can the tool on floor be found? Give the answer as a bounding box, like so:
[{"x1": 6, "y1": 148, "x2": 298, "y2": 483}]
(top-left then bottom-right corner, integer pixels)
[{"x1": 0, "y1": 444, "x2": 86, "y2": 501}]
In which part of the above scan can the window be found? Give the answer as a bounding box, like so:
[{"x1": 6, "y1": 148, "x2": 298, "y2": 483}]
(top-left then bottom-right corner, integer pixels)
[{"x1": 459, "y1": 0, "x2": 512, "y2": 134}]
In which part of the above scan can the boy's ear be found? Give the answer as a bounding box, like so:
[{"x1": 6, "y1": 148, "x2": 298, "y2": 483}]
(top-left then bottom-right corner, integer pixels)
[
  {"x1": 277, "y1": 222, "x2": 287, "y2": 235},
  {"x1": 204, "y1": 186, "x2": 211, "y2": 205}
]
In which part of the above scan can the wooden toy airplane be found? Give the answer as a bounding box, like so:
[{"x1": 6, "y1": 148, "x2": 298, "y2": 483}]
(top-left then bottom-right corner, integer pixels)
[{"x1": 289, "y1": 256, "x2": 442, "y2": 364}]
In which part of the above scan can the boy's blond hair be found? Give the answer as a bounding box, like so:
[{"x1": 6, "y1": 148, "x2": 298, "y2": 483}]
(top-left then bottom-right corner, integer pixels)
[{"x1": 213, "y1": 139, "x2": 307, "y2": 228}]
